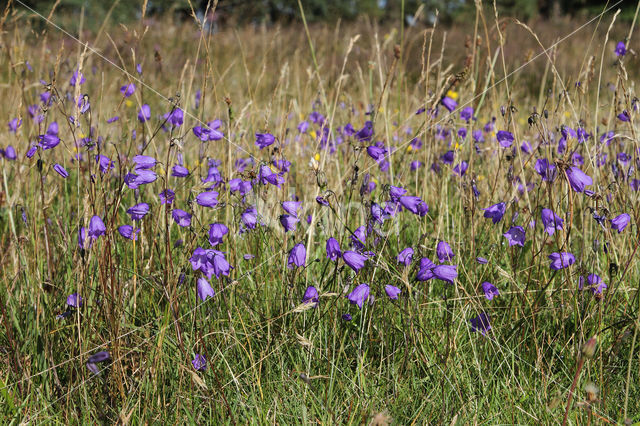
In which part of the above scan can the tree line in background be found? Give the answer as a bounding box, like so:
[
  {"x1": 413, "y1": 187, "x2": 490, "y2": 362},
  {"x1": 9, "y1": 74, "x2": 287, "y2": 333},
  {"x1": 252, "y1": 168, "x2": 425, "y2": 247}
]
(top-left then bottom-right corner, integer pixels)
[{"x1": 16, "y1": 0, "x2": 636, "y2": 28}]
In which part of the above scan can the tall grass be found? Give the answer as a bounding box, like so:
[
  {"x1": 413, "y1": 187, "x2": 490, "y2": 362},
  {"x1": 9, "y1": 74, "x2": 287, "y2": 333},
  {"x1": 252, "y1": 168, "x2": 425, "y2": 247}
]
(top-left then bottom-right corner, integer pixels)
[{"x1": 0, "y1": 1, "x2": 639, "y2": 423}]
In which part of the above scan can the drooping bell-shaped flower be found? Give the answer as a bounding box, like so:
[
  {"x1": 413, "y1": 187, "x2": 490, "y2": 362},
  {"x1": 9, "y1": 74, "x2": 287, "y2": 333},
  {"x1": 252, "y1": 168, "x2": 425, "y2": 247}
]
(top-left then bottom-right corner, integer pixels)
[
  {"x1": 172, "y1": 209, "x2": 191, "y2": 227},
  {"x1": 88, "y1": 215, "x2": 106, "y2": 240},
  {"x1": 120, "y1": 82, "x2": 136, "y2": 97},
  {"x1": 343, "y1": 250, "x2": 367, "y2": 273},
  {"x1": 241, "y1": 206, "x2": 258, "y2": 230},
  {"x1": 399, "y1": 196, "x2": 426, "y2": 215},
  {"x1": 172, "y1": 164, "x2": 189, "y2": 177},
  {"x1": 496, "y1": 130, "x2": 514, "y2": 148},
  {"x1": 164, "y1": 108, "x2": 184, "y2": 127},
  {"x1": 565, "y1": 166, "x2": 593, "y2": 193},
  {"x1": 255, "y1": 133, "x2": 275, "y2": 149},
  {"x1": 483, "y1": 202, "x2": 506, "y2": 224},
  {"x1": 208, "y1": 223, "x2": 229, "y2": 246},
  {"x1": 469, "y1": 313, "x2": 491, "y2": 336},
  {"x1": 611, "y1": 213, "x2": 630, "y2": 233},
  {"x1": 118, "y1": 225, "x2": 139, "y2": 240},
  {"x1": 127, "y1": 203, "x2": 150, "y2": 221},
  {"x1": 53, "y1": 163, "x2": 69, "y2": 178},
  {"x1": 209, "y1": 251, "x2": 231, "y2": 279},
  {"x1": 397, "y1": 247, "x2": 414, "y2": 266},
  {"x1": 133, "y1": 155, "x2": 157, "y2": 170},
  {"x1": 436, "y1": 241, "x2": 455, "y2": 263},
  {"x1": 355, "y1": 121, "x2": 374, "y2": 142},
  {"x1": 541, "y1": 208, "x2": 563, "y2": 235},
  {"x1": 416, "y1": 257, "x2": 436, "y2": 281},
  {"x1": 302, "y1": 286, "x2": 319, "y2": 305},
  {"x1": 481, "y1": 282, "x2": 499, "y2": 300},
  {"x1": 196, "y1": 277, "x2": 215, "y2": 301},
  {"x1": 548, "y1": 252, "x2": 575, "y2": 270},
  {"x1": 460, "y1": 106, "x2": 473, "y2": 121},
  {"x1": 348, "y1": 283, "x2": 370, "y2": 308},
  {"x1": 192, "y1": 354, "x2": 207, "y2": 371},
  {"x1": 66, "y1": 293, "x2": 83, "y2": 308},
  {"x1": 582, "y1": 274, "x2": 607, "y2": 295},
  {"x1": 137, "y1": 104, "x2": 151, "y2": 122},
  {"x1": 287, "y1": 243, "x2": 306, "y2": 269},
  {"x1": 441, "y1": 96, "x2": 457, "y2": 112},
  {"x1": 70, "y1": 69, "x2": 85, "y2": 86},
  {"x1": 5, "y1": 145, "x2": 17, "y2": 160},
  {"x1": 433, "y1": 265, "x2": 457, "y2": 284},
  {"x1": 196, "y1": 191, "x2": 219, "y2": 208},
  {"x1": 159, "y1": 189, "x2": 175, "y2": 204},
  {"x1": 86, "y1": 350, "x2": 110, "y2": 375},
  {"x1": 535, "y1": 158, "x2": 557, "y2": 182},
  {"x1": 326, "y1": 237, "x2": 342, "y2": 261},
  {"x1": 279, "y1": 214, "x2": 299, "y2": 232},
  {"x1": 384, "y1": 285, "x2": 401, "y2": 300},
  {"x1": 282, "y1": 201, "x2": 302, "y2": 217}
]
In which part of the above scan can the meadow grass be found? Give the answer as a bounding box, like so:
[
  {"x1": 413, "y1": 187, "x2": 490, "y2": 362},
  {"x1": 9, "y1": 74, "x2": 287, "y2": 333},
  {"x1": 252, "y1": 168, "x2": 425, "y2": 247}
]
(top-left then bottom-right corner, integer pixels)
[{"x1": 0, "y1": 1, "x2": 639, "y2": 423}]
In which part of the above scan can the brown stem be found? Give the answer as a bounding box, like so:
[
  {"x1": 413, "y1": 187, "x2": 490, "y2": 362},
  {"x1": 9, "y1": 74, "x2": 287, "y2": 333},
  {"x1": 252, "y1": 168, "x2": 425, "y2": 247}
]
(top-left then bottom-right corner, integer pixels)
[{"x1": 562, "y1": 356, "x2": 585, "y2": 426}]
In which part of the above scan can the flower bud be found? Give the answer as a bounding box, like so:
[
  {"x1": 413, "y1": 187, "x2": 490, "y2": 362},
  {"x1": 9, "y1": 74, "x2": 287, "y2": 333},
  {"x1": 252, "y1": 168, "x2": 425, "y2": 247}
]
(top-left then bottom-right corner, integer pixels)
[{"x1": 582, "y1": 336, "x2": 597, "y2": 359}]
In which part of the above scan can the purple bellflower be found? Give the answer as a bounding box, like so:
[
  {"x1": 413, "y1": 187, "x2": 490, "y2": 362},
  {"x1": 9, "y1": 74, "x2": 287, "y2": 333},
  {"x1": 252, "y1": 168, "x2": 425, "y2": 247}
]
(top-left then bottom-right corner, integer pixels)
[
  {"x1": 565, "y1": 166, "x2": 593, "y2": 193},
  {"x1": 611, "y1": 213, "x2": 630, "y2": 233},
  {"x1": 581, "y1": 274, "x2": 607, "y2": 295},
  {"x1": 302, "y1": 286, "x2": 319, "y2": 305},
  {"x1": 53, "y1": 163, "x2": 69, "y2": 178},
  {"x1": 197, "y1": 277, "x2": 215, "y2": 301},
  {"x1": 159, "y1": 189, "x2": 175, "y2": 204},
  {"x1": 88, "y1": 215, "x2": 106, "y2": 240},
  {"x1": 470, "y1": 313, "x2": 491, "y2": 336},
  {"x1": 326, "y1": 237, "x2": 342, "y2": 261},
  {"x1": 120, "y1": 83, "x2": 136, "y2": 97},
  {"x1": 192, "y1": 354, "x2": 207, "y2": 371},
  {"x1": 86, "y1": 351, "x2": 110, "y2": 375},
  {"x1": 483, "y1": 202, "x2": 506, "y2": 224},
  {"x1": 496, "y1": 130, "x2": 514, "y2": 148},
  {"x1": 436, "y1": 241, "x2": 455, "y2": 263},
  {"x1": 481, "y1": 282, "x2": 499, "y2": 300},
  {"x1": 441, "y1": 96, "x2": 457, "y2": 112},
  {"x1": 196, "y1": 191, "x2": 219, "y2": 207},
  {"x1": 416, "y1": 257, "x2": 436, "y2": 281},
  {"x1": 503, "y1": 226, "x2": 526, "y2": 247},
  {"x1": 433, "y1": 265, "x2": 457, "y2": 284},
  {"x1": 287, "y1": 243, "x2": 306, "y2": 269},
  {"x1": 255, "y1": 133, "x2": 275, "y2": 149},
  {"x1": 549, "y1": 252, "x2": 575, "y2": 270},
  {"x1": 66, "y1": 293, "x2": 83, "y2": 308},
  {"x1": 343, "y1": 250, "x2": 367, "y2": 273},
  {"x1": 172, "y1": 209, "x2": 192, "y2": 227},
  {"x1": 279, "y1": 214, "x2": 299, "y2": 232},
  {"x1": 127, "y1": 203, "x2": 150, "y2": 221},
  {"x1": 397, "y1": 247, "x2": 414, "y2": 266},
  {"x1": 348, "y1": 284, "x2": 370, "y2": 308},
  {"x1": 541, "y1": 209, "x2": 563, "y2": 235},
  {"x1": 137, "y1": 104, "x2": 151, "y2": 122},
  {"x1": 208, "y1": 223, "x2": 229, "y2": 246},
  {"x1": 384, "y1": 285, "x2": 401, "y2": 300},
  {"x1": 118, "y1": 225, "x2": 139, "y2": 240}
]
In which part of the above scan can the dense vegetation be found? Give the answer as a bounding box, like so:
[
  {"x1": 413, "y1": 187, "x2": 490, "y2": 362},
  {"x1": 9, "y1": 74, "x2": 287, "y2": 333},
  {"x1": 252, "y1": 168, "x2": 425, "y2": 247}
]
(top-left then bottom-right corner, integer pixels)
[{"x1": 0, "y1": 1, "x2": 639, "y2": 423}]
